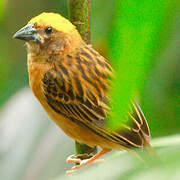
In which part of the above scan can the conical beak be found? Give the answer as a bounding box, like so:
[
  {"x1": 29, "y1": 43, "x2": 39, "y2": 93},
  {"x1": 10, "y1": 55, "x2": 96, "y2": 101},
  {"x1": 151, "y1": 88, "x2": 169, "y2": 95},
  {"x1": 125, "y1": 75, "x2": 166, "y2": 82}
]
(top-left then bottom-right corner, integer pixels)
[{"x1": 13, "y1": 23, "x2": 41, "y2": 43}]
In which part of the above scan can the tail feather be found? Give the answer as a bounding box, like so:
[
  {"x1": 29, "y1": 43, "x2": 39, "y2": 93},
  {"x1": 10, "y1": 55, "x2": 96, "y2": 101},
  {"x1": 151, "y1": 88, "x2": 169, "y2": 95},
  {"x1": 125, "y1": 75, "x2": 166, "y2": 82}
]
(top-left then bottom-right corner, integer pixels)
[{"x1": 114, "y1": 101, "x2": 151, "y2": 148}]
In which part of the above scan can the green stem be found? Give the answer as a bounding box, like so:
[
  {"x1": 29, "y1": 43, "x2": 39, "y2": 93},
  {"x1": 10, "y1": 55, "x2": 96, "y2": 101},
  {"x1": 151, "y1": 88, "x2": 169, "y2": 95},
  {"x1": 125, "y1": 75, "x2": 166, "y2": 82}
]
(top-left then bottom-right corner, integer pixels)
[
  {"x1": 68, "y1": 0, "x2": 97, "y2": 157},
  {"x1": 68, "y1": 0, "x2": 91, "y2": 43}
]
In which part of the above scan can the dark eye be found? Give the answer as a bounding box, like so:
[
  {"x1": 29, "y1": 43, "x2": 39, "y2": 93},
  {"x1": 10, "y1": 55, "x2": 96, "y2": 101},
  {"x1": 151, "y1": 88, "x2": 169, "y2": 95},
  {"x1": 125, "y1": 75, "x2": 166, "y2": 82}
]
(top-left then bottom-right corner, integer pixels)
[{"x1": 45, "y1": 26, "x2": 52, "y2": 34}]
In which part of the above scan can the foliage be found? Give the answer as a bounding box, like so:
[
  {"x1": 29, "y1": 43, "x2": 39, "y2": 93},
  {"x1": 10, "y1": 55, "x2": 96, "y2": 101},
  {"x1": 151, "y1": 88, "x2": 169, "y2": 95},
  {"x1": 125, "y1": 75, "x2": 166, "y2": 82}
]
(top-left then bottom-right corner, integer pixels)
[{"x1": 107, "y1": 0, "x2": 179, "y2": 129}]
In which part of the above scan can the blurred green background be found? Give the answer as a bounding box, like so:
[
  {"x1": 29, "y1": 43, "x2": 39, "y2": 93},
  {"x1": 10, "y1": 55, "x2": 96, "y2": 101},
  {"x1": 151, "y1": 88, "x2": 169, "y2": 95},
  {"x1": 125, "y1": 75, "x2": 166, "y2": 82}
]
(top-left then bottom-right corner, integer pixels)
[
  {"x1": 0, "y1": 0, "x2": 179, "y2": 179},
  {"x1": 1, "y1": 0, "x2": 179, "y2": 136}
]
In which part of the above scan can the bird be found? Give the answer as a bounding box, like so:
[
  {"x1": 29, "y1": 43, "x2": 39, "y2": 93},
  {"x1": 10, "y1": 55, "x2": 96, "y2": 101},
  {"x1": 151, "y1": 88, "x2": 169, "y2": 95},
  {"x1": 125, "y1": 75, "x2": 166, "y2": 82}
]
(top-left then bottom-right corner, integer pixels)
[{"x1": 13, "y1": 12, "x2": 151, "y2": 174}]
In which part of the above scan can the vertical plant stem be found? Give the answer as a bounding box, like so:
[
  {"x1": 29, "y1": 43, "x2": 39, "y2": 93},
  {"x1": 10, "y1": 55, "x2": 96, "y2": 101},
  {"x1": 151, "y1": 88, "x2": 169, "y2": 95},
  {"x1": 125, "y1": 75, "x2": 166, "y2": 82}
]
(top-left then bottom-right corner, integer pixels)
[
  {"x1": 68, "y1": 0, "x2": 97, "y2": 157},
  {"x1": 68, "y1": 0, "x2": 90, "y2": 43}
]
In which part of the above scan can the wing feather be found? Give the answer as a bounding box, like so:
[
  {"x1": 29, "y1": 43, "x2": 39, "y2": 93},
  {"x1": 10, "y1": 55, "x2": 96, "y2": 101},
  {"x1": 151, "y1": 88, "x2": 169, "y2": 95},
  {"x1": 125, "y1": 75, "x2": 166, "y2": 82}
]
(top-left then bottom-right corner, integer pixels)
[{"x1": 42, "y1": 45, "x2": 150, "y2": 148}]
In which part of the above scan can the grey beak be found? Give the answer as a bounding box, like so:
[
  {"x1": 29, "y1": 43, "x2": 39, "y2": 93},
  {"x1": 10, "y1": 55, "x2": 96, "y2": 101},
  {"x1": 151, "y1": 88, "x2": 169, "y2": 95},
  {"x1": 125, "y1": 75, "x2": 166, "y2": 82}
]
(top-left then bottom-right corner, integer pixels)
[{"x1": 13, "y1": 23, "x2": 41, "y2": 43}]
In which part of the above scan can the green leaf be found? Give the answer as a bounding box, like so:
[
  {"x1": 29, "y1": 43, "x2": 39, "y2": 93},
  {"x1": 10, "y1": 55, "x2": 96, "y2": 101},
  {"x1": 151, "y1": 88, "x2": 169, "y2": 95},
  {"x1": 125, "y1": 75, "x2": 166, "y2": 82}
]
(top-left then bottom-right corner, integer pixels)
[{"x1": 107, "y1": 0, "x2": 179, "y2": 129}]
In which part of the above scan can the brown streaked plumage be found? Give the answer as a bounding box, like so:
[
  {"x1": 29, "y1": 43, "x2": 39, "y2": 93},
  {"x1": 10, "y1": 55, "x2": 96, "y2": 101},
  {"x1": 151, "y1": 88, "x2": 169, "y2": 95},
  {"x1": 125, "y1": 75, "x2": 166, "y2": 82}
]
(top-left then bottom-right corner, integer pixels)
[{"x1": 13, "y1": 12, "x2": 151, "y2": 174}]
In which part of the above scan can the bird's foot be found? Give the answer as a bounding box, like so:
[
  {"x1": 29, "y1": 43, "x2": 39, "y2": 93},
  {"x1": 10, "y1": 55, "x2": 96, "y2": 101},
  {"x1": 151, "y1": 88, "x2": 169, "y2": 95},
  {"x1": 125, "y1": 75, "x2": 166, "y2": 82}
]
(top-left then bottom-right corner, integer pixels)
[
  {"x1": 66, "y1": 156, "x2": 104, "y2": 175},
  {"x1": 66, "y1": 153, "x2": 94, "y2": 164},
  {"x1": 66, "y1": 149, "x2": 110, "y2": 175}
]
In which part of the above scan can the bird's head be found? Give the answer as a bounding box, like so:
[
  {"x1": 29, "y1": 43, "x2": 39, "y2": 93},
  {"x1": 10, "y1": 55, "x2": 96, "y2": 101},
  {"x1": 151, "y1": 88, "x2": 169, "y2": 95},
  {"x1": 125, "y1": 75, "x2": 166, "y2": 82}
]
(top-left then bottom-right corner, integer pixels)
[{"x1": 13, "y1": 12, "x2": 82, "y2": 56}]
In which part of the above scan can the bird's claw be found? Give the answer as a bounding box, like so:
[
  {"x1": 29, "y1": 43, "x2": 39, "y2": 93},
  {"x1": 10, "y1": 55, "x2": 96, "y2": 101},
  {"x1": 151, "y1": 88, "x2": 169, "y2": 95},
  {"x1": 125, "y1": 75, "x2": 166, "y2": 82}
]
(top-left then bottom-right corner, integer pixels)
[
  {"x1": 66, "y1": 156, "x2": 105, "y2": 175},
  {"x1": 66, "y1": 153, "x2": 94, "y2": 164},
  {"x1": 66, "y1": 154, "x2": 82, "y2": 164}
]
